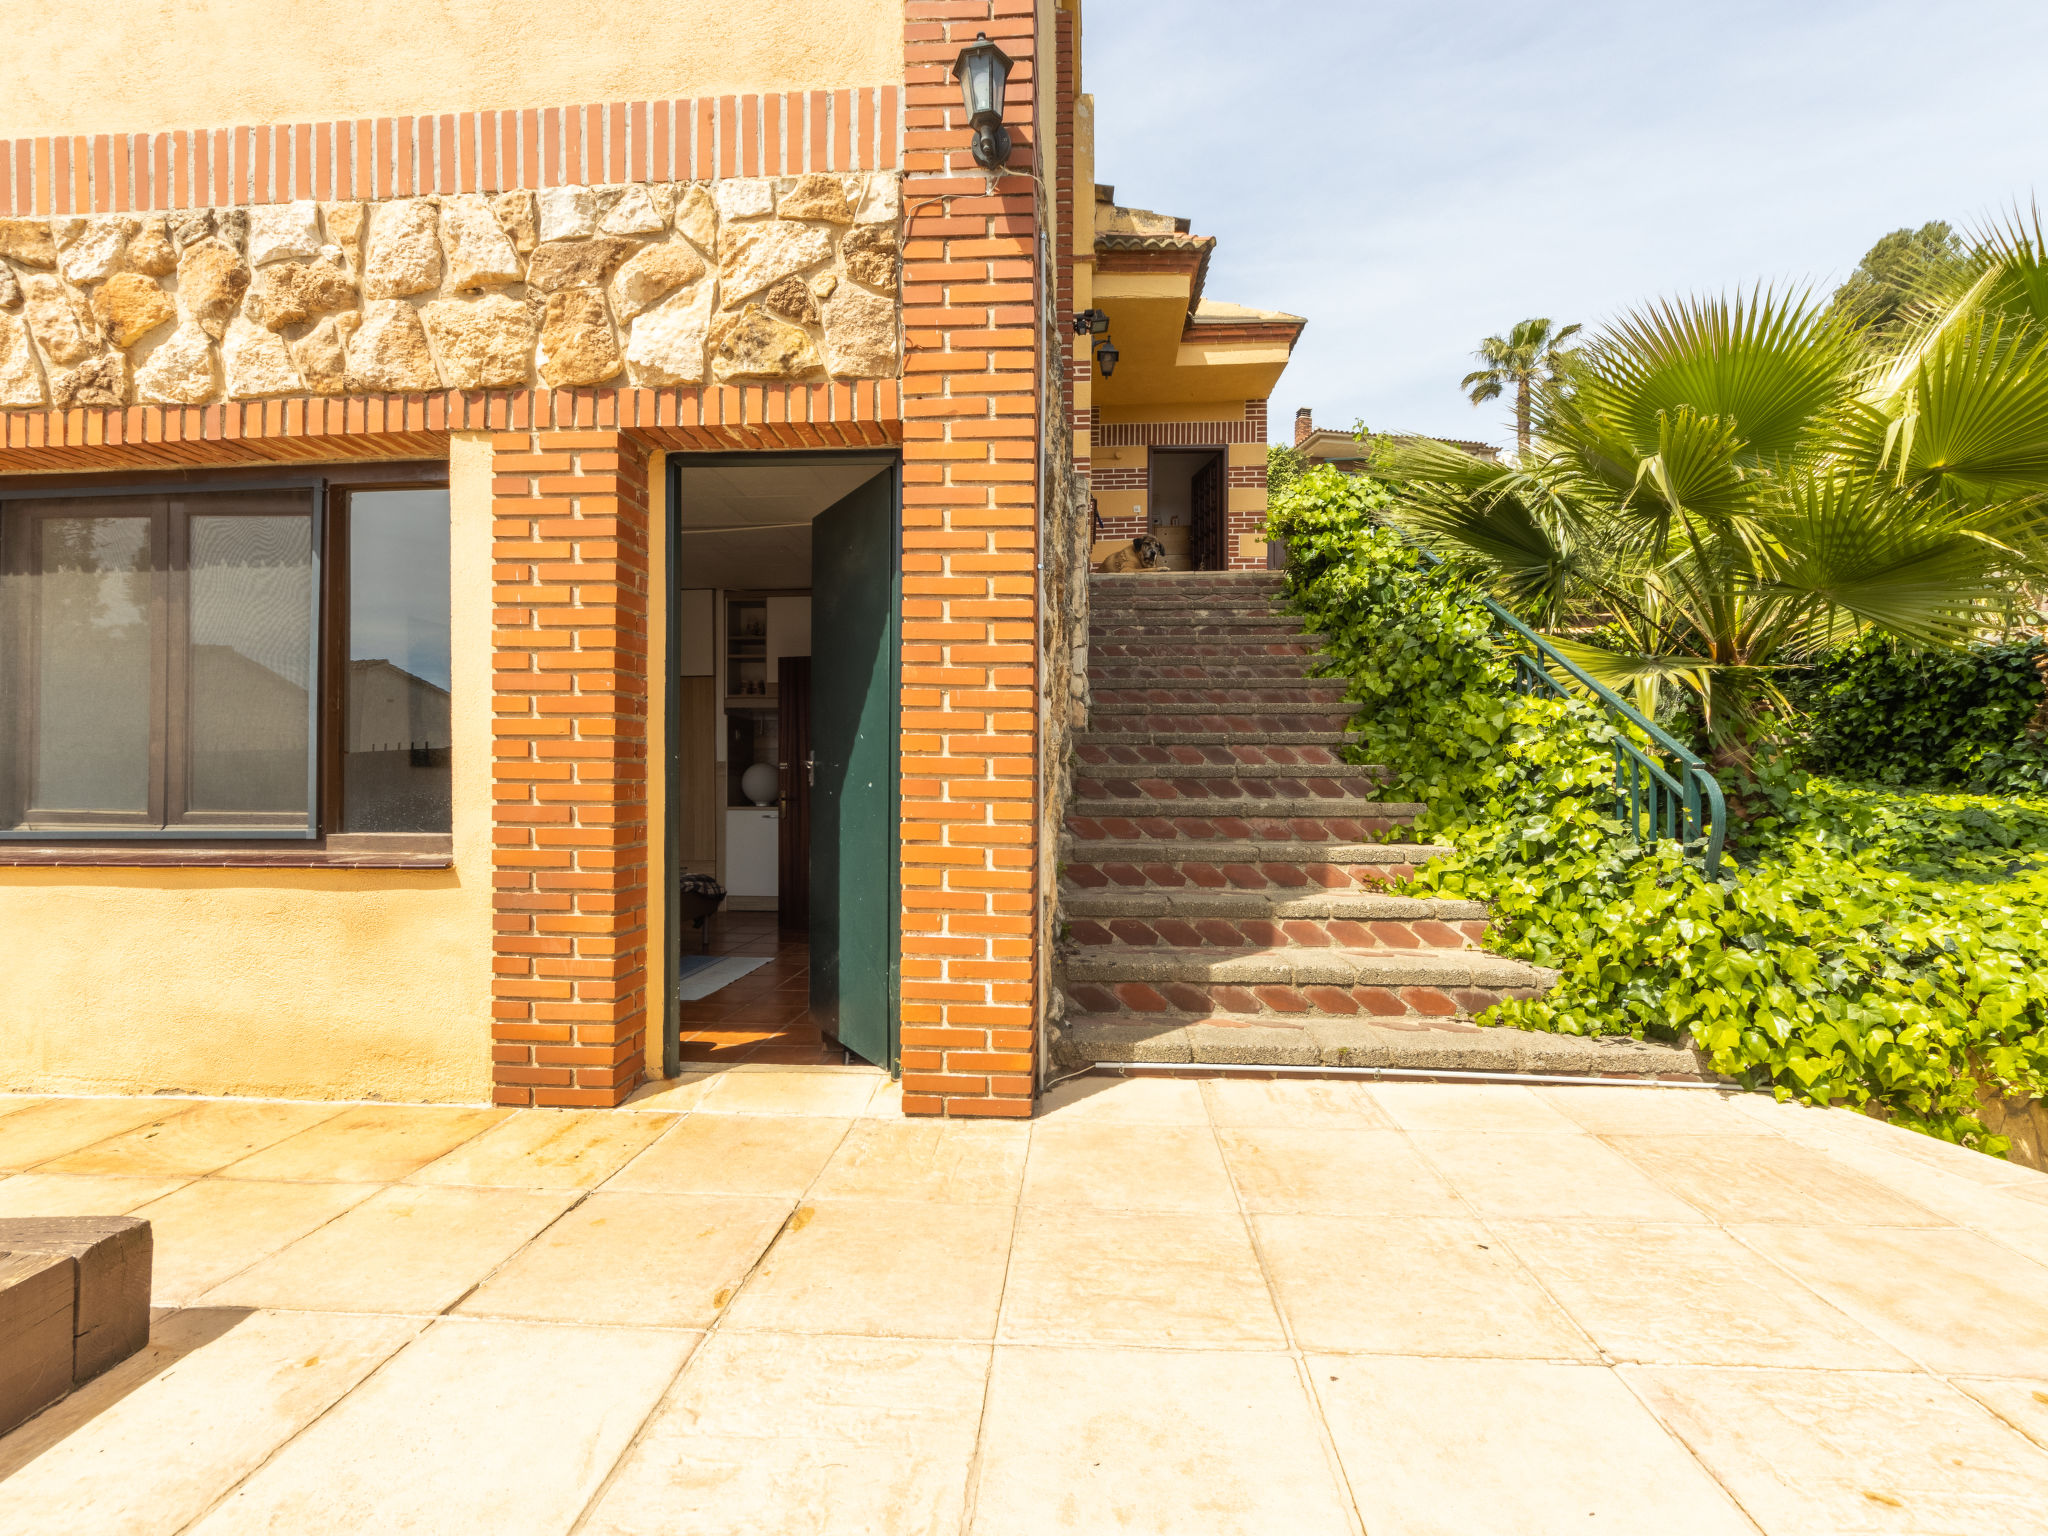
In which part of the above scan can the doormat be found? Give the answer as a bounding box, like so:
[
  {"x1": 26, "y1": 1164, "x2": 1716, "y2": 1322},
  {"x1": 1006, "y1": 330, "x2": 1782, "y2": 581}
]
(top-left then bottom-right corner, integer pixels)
[{"x1": 675, "y1": 954, "x2": 772, "y2": 1001}]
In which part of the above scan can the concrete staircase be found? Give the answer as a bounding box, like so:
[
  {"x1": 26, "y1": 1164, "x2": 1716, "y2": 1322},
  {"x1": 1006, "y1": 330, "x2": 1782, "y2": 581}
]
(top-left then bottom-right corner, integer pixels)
[{"x1": 1056, "y1": 570, "x2": 1702, "y2": 1078}]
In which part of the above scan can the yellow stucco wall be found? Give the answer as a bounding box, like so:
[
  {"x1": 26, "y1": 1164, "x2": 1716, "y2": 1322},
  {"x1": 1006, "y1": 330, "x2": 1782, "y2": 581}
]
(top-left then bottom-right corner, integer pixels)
[
  {"x1": 0, "y1": 436, "x2": 497, "y2": 1102},
  {"x1": 1, "y1": 0, "x2": 903, "y2": 140}
]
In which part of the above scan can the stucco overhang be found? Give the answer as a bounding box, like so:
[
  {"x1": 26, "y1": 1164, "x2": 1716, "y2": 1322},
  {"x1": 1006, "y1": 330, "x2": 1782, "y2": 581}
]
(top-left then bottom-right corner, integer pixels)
[{"x1": 1092, "y1": 247, "x2": 1303, "y2": 407}]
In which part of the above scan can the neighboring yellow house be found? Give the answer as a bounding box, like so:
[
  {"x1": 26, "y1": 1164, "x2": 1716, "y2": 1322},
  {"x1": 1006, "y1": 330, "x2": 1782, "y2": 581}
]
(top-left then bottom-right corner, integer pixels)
[
  {"x1": 1075, "y1": 188, "x2": 1303, "y2": 570},
  {"x1": 0, "y1": 0, "x2": 1302, "y2": 1114}
]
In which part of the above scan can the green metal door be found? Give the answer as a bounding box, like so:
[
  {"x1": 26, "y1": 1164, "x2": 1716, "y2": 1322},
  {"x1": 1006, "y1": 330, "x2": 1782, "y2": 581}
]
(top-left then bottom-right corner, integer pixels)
[{"x1": 808, "y1": 469, "x2": 898, "y2": 1068}]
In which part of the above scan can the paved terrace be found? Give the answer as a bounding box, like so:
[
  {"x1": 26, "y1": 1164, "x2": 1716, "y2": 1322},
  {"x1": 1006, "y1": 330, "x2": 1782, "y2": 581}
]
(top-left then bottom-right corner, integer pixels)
[{"x1": 2, "y1": 1071, "x2": 2048, "y2": 1533}]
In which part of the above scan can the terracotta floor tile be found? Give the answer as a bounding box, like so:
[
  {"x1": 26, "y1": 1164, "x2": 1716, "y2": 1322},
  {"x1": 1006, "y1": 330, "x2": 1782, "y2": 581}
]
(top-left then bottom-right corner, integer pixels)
[
  {"x1": 0, "y1": 1097, "x2": 201, "y2": 1172},
  {"x1": 1498, "y1": 1220, "x2": 1912, "y2": 1369},
  {"x1": 0, "y1": 1171, "x2": 192, "y2": 1218},
  {"x1": 185, "y1": 1319, "x2": 692, "y2": 1536},
  {"x1": 1731, "y1": 1222, "x2": 2048, "y2": 1375},
  {"x1": 602, "y1": 1112, "x2": 851, "y2": 1198},
  {"x1": 1001, "y1": 1207, "x2": 1283, "y2": 1347},
  {"x1": 0, "y1": 1310, "x2": 421, "y2": 1536},
  {"x1": 1953, "y1": 1376, "x2": 2048, "y2": 1455},
  {"x1": 1035, "y1": 1075, "x2": 1211, "y2": 1124},
  {"x1": 1218, "y1": 1127, "x2": 1456, "y2": 1216},
  {"x1": 969, "y1": 1346, "x2": 1355, "y2": 1534},
  {"x1": 693, "y1": 1069, "x2": 883, "y2": 1117},
  {"x1": 1631, "y1": 1364, "x2": 2048, "y2": 1532},
  {"x1": 458, "y1": 1192, "x2": 789, "y2": 1328},
  {"x1": 618, "y1": 1074, "x2": 722, "y2": 1113},
  {"x1": 1541, "y1": 1084, "x2": 1779, "y2": 1135},
  {"x1": 1202, "y1": 1076, "x2": 1393, "y2": 1129},
  {"x1": 1257, "y1": 1214, "x2": 1594, "y2": 1358},
  {"x1": 810, "y1": 1118, "x2": 1029, "y2": 1204},
  {"x1": 1604, "y1": 1133, "x2": 1944, "y2": 1225},
  {"x1": 1023, "y1": 1123, "x2": 1238, "y2": 1212},
  {"x1": 405, "y1": 1108, "x2": 673, "y2": 1190},
  {"x1": 577, "y1": 1332, "x2": 989, "y2": 1536},
  {"x1": 1317, "y1": 1357, "x2": 1758, "y2": 1535},
  {"x1": 1407, "y1": 1131, "x2": 1708, "y2": 1222},
  {"x1": 200, "y1": 1185, "x2": 575, "y2": 1314},
  {"x1": 1367, "y1": 1081, "x2": 1580, "y2": 1132},
  {"x1": 133, "y1": 1177, "x2": 383, "y2": 1306},
  {"x1": 42, "y1": 1101, "x2": 342, "y2": 1177},
  {"x1": 722, "y1": 1198, "x2": 1013, "y2": 1340},
  {"x1": 219, "y1": 1105, "x2": 508, "y2": 1184}
]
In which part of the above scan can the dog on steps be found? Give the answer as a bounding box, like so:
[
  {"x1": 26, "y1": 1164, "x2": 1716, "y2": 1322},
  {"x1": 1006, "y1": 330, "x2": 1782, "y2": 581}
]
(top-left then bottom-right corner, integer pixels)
[{"x1": 1095, "y1": 533, "x2": 1168, "y2": 573}]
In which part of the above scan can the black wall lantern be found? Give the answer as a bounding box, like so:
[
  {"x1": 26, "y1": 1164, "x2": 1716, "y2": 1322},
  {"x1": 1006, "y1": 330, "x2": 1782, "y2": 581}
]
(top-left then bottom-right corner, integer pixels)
[
  {"x1": 1094, "y1": 336, "x2": 1120, "y2": 378},
  {"x1": 953, "y1": 32, "x2": 1014, "y2": 169}
]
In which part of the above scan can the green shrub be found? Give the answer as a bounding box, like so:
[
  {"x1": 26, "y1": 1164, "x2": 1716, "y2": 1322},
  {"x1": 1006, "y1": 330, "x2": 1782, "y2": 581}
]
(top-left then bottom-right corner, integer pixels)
[
  {"x1": 1268, "y1": 465, "x2": 2048, "y2": 1155},
  {"x1": 1782, "y1": 635, "x2": 2048, "y2": 795}
]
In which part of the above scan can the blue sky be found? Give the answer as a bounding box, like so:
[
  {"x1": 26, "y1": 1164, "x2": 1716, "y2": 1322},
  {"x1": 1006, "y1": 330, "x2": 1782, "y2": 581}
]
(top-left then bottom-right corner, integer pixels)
[{"x1": 1084, "y1": 0, "x2": 2048, "y2": 449}]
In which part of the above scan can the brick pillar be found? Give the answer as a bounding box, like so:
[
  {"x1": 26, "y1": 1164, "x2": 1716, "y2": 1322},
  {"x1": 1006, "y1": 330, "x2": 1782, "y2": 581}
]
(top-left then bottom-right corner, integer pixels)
[
  {"x1": 489, "y1": 428, "x2": 652, "y2": 1108},
  {"x1": 899, "y1": 1, "x2": 1044, "y2": 1117}
]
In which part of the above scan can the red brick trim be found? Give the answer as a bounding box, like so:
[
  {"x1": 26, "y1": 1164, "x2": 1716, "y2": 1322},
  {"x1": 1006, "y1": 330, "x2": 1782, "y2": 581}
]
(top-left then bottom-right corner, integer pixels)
[
  {"x1": 3, "y1": 89, "x2": 904, "y2": 215},
  {"x1": 489, "y1": 429, "x2": 652, "y2": 1108},
  {"x1": 897, "y1": 0, "x2": 1043, "y2": 1118},
  {"x1": 0, "y1": 384, "x2": 902, "y2": 474}
]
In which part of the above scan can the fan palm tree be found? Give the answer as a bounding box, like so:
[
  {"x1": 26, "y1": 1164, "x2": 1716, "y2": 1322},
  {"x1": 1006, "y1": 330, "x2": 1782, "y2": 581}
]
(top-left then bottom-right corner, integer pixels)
[
  {"x1": 1461, "y1": 317, "x2": 1583, "y2": 457},
  {"x1": 1392, "y1": 251, "x2": 2048, "y2": 773}
]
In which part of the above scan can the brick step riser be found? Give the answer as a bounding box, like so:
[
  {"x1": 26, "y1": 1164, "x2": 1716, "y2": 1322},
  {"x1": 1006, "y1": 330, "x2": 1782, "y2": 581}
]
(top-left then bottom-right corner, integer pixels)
[
  {"x1": 1070, "y1": 798, "x2": 1415, "y2": 822},
  {"x1": 1091, "y1": 578, "x2": 1287, "y2": 590},
  {"x1": 1073, "y1": 794, "x2": 1392, "y2": 819},
  {"x1": 1087, "y1": 713, "x2": 1358, "y2": 731},
  {"x1": 1075, "y1": 748, "x2": 1371, "y2": 769},
  {"x1": 1073, "y1": 741, "x2": 1359, "y2": 753},
  {"x1": 1061, "y1": 979, "x2": 1540, "y2": 1023},
  {"x1": 1090, "y1": 642, "x2": 1321, "y2": 658},
  {"x1": 1092, "y1": 694, "x2": 1351, "y2": 711},
  {"x1": 1067, "y1": 810, "x2": 1421, "y2": 839},
  {"x1": 1091, "y1": 622, "x2": 1308, "y2": 636},
  {"x1": 1089, "y1": 663, "x2": 1327, "y2": 679},
  {"x1": 1064, "y1": 914, "x2": 1488, "y2": 951},
  {"x1": 1061, "y1": 861, "x2": 1425, "y2": 894}
]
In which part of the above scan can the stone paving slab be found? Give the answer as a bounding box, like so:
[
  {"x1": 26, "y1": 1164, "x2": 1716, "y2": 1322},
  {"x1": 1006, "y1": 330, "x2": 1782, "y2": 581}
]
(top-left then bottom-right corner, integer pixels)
[{"x1": 0, "y1": 1075, "x2": 2045, "y2": 1533}]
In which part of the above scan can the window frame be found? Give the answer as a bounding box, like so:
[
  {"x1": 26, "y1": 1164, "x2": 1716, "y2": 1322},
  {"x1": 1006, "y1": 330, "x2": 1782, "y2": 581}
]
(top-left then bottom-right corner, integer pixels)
[
  {"x1": 320, "y1": 476, "x2": 456, "y2": 838},
  {"x1": 0, "y1": 461, "x2": 450, "y2": 846}
]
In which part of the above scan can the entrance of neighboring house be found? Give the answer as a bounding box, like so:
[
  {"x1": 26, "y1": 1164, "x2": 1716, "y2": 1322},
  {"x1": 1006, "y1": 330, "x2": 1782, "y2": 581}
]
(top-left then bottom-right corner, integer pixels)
[
  {"x1": 663, "y1": 454, "x2": 900, "y2": 1076},
  {"x1": 1149, "y1": 447, "x2": 1227, "y2": 571}
]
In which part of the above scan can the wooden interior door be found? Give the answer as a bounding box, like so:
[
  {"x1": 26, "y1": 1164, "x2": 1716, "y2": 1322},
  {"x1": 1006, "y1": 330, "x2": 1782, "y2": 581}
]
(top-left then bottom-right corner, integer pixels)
[
  {"x1": 777, "y1": 655, "x2": 811, "y2": 932},
  {"x1": 807, "y1": 471, "x2": 898, "y2": 1068},
  {"x1": 676, "y1": 676, "x2": 717, "y2": 864},
  {"x1": 1190, "y1": 452, "x2": 1225, "y2": 570}
]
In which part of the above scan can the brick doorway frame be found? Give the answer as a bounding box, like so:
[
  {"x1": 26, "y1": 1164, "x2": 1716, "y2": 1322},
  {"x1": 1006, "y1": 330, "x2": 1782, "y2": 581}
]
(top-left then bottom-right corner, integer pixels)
[{"x1": 654, "y1": 449, "x2": 905, "y2": 1082}]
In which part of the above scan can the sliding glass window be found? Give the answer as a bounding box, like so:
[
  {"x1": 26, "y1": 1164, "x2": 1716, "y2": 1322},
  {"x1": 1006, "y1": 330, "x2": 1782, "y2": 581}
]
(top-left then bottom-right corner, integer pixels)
[
  {"x1": 0, "y1": 487, "x2": 318, "y2": 836},
  {"x1": 337, "y1": 488, "x2": 452, "y2": 833}
]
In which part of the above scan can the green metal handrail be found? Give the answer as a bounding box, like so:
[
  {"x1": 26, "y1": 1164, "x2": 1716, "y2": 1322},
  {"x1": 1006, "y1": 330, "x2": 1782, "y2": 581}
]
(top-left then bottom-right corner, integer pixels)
[{"x1": 1399, "y1": 535, "x2": 1729, "y2": 877}]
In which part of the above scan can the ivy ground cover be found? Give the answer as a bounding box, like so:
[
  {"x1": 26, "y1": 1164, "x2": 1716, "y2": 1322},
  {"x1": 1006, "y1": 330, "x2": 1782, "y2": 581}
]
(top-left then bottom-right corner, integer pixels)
[{"x1": 1272, "y1": 466, "x2": 2048, "y2": 1156}]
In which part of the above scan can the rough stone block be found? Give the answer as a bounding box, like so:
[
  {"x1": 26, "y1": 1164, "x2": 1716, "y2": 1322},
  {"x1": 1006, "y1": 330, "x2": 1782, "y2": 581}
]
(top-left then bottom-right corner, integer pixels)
[
  {"x1": 0, "y1": 1249, "x2": 75, "y2": 1437},
  {"x1": 0, "y1": 1216, "x2": 152, "y2": 1383}
]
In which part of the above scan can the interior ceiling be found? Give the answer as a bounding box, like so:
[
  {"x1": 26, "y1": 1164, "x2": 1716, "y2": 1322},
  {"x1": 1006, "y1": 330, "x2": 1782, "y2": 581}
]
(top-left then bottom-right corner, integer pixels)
[{"x1": 672, "y1": 461, "x2": 888, "y2": 590}]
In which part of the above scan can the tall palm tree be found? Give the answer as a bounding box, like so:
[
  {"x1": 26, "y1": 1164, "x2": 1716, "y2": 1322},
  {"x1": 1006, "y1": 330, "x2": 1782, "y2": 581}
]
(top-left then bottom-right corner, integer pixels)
[
  {"x1": 1461, "y1": 317, "x2": 1583, "y2": 457},
  {"x1": 1392, "y1": 255, "x2": 2048, "y2": 772}
]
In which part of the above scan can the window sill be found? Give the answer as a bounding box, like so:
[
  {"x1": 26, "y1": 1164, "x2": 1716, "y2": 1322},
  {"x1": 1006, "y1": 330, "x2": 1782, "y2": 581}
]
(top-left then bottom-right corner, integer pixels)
[{"x1": 0, "y1": 834, "x2": 453, "y2": 869}]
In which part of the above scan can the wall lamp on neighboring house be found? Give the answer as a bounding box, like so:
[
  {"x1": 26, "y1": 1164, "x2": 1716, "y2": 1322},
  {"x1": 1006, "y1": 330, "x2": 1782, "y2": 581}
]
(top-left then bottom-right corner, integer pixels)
[
  {"x1": 953, "y1": 33, "x2": 1015, "y2": 169},
  {"x1": 1094, "y1": 337, "x2": 1120, "y2": 378}
]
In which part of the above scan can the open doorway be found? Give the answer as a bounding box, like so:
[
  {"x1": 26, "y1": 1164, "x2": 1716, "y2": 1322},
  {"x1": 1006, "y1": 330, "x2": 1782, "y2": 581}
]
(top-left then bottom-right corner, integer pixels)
[
  {"x1": 662, "y1": 454, "x2": 900, "y2": 1078},
  {"x1": 1148, "y1": 447, "x2": 1226, "y2": 570}
]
